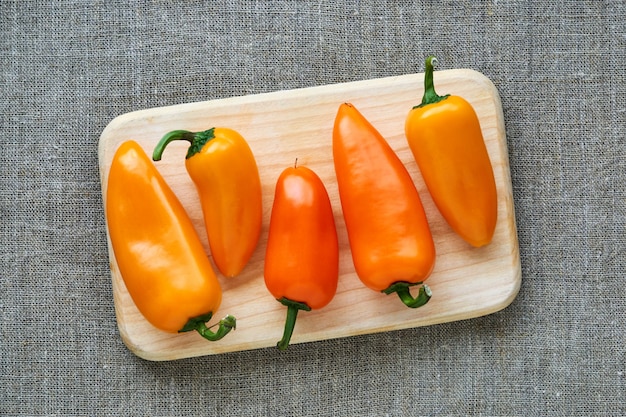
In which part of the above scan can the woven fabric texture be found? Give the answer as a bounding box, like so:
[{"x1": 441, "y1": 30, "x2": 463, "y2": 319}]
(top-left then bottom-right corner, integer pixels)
[{"x1": 2, "y1": 1, "x2": 625, "y2": 416}]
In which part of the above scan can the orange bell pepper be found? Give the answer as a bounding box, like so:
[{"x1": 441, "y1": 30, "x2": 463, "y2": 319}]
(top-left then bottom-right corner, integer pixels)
[
  {"x1": 404, "y1": 56, "x2": 497, "y2": 247},
  {"x1": 153, "y1": 128, "x2": 262, "y2": 277},
  {"x1": 106, "y1": 140, "x2": 235, "y2": 341},
  {"x1": 264, "y1": 163, "x2": 339, "y2": 350},
  {"x1": 333, "y1": 103, "x2": 435, "y2": 309}
]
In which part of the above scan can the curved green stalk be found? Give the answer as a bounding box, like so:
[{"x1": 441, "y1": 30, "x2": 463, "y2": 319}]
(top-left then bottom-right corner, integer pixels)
[
  {"x1": 179, "y1": 312, "x2": 237, "y2": 342},
  {"x1": 382, "y1": 282, "x2": 432, "y2": 309},
  {"x1": 415, "y1": 55, "x2": 450, "y2": 109},
  {"x1": 276, "y1": 297, "x2": 311, "y2": 351},
  {"x1": 152, "y1": 128, "x2": 216, "y2": 161}
]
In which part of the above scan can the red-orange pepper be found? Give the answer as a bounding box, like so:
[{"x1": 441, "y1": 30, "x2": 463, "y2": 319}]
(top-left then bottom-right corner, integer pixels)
[
  {"x1": 105, "y1": 140, "x2": 235, "y2": 341},
  {"x1": 333, "y1": 103, "x2": 435, "y2": 308},
  {"x1": 264, "y1": 163, "x2": 339, "y2": 350},
  {"x1": 404, "y1": 56, "x2": 497, "y2": 247}
]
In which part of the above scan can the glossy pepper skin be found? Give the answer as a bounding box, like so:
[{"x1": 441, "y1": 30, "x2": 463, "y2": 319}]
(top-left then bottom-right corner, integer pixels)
[
  {"x1": 264, "y1": 164, "x2": 339, "y2": 350},
  {"x1": 333, "y1": 103, "x2": 434, "y2": 309},
  {"x1": 106, "y1": 140, "x2": 235, "y2": 341},
  {"x1": 153, "y1": 128, "x2": 262, "y2": 278},
  {"x1": 405, "y1": 56, "x2": 497, "y2": 247}
]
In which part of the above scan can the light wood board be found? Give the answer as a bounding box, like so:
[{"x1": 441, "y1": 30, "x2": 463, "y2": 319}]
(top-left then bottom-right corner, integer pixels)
[{"x1": 98, "y1": 69, "x2": 521, "y2": 361}]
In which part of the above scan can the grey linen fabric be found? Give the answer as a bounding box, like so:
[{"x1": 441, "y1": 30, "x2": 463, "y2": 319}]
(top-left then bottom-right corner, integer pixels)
[{"x1": 2, "y1": 1, "x2": 625, "y2": 416}]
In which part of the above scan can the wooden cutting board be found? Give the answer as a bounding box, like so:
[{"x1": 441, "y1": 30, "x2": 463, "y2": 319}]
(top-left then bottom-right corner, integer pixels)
[{"x1": 99, "y1": 69, "x2": 521, "y2": 361}]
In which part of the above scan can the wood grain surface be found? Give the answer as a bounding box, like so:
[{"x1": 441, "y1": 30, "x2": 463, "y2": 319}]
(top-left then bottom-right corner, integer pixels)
[{"x1": 98, "y1": 69, "x2": 521, "y2": 361}]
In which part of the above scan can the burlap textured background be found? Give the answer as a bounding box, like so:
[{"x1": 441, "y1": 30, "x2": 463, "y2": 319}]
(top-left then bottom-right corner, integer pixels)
[{"x1": 2, "y1": 1, "x2": 624, "y2": 416}]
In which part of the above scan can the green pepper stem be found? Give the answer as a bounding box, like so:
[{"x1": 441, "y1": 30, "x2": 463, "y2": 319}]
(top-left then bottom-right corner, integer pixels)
[
  {"x1": 416, "y1": 55, "x2": 450, "y2": 109},
  {"x1": 382, "y1": 282, "x2": 432, "y2": 309},
  {"x1": 276, "y1": 297, "x2": 311, "y2": 351},
  {"x1": 179, "y1": 313, "x2": 237, "y2": 342},
  {"x1": 152, "y1": 128, "x2": 216, "y2": 161}
]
